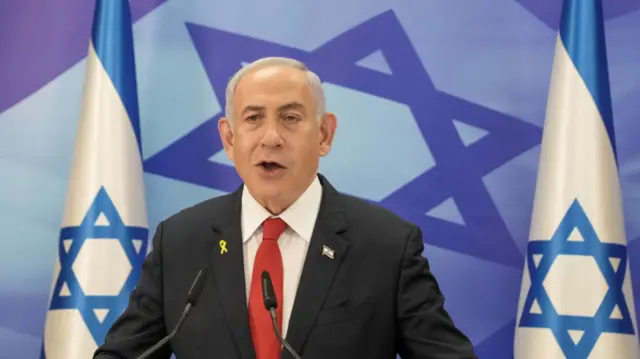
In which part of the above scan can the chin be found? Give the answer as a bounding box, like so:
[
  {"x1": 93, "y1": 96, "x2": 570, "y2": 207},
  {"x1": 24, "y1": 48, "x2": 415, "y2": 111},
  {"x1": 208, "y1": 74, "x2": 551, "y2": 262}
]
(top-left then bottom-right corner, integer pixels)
[
  {"x1": 256, "y1": 182, "x2": 287, "y2": 198},
  {"x1": 245, "y1": 177, "x2": 285, "y2": 197}
]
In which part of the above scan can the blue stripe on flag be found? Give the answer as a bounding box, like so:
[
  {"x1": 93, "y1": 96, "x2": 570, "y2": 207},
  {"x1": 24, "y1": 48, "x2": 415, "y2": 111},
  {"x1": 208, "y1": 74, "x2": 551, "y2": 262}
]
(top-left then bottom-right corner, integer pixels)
[
  {"x1": 91, "y1": 0, "x2": 142, "y2": 150},
  {"x1": 558, "y1": 0, "x2": 617, "y2": 159}
]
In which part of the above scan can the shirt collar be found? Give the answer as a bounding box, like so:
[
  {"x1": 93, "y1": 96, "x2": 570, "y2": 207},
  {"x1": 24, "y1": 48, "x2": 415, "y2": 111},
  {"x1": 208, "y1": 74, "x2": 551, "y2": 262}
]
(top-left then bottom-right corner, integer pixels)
[{"x1": 241, "y1": 175, "x2": 322, "y2": 243}]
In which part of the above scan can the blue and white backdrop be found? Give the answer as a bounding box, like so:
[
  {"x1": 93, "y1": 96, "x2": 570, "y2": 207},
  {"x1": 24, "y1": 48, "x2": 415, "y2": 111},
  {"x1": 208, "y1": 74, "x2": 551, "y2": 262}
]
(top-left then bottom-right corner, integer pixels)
[{"x1": 1, "y1": 1, "x2": 639, "y2": 358}]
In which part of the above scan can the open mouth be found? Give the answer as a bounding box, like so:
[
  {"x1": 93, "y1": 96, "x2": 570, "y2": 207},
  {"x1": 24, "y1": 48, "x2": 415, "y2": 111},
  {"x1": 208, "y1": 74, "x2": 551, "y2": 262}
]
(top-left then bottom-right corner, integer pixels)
[{"x1": 257, "y1": 161, "x2": 286, "y2": 172}]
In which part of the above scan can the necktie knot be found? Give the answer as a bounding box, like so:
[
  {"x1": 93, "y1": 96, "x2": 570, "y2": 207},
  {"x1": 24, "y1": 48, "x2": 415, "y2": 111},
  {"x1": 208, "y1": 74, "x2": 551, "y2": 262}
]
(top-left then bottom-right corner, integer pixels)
[{"x1": 262, "y1": 217, "x2": 287, "y2": 241}]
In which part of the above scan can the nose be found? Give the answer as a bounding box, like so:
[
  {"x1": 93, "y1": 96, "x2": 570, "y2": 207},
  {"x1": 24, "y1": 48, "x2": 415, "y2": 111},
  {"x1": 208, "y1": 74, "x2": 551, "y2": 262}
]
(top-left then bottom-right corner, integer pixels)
[{"x1": 260, "y1": 122, "x2": 284, "y2": 148}]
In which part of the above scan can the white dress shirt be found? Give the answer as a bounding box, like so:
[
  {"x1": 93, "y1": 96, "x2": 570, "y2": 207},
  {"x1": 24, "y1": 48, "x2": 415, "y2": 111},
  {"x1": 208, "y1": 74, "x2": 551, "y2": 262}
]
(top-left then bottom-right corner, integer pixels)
[{"x1": 241, "y1": 176, "x2": 322, "y2": 339}]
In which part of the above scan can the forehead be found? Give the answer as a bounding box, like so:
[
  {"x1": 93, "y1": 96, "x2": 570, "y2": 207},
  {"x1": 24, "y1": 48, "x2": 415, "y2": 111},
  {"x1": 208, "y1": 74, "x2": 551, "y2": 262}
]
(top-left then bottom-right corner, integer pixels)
[{"x1": 232, "y1": 65, "x2": 315, "y2": 109}]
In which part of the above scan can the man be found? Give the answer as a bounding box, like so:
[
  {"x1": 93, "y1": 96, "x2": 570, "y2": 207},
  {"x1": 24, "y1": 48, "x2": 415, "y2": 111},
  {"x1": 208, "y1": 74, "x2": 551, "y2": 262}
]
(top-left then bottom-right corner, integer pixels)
[{"x1": 94, "y1": 57, "x2": 477, "y2": 359}]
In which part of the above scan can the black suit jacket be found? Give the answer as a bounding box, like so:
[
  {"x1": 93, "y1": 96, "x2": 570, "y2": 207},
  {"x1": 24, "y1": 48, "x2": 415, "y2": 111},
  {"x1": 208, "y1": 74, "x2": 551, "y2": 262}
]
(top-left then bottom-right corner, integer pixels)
[{"x1": 94, "y1": 174, "x2": 477, "y2": 359}]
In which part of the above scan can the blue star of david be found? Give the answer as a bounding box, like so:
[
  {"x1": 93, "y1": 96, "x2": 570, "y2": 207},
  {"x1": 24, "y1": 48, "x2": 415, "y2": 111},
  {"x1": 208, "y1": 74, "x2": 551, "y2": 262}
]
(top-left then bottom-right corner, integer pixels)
[
  {"x1": 143, "y1": 10, "x2": 542, "y2": 267},
  {"x1": 47, "y1": 186, "x2": 148, "y2": 345},
  {"x1": 518, "y1": 199, "x2": 635, "y2": 357}
]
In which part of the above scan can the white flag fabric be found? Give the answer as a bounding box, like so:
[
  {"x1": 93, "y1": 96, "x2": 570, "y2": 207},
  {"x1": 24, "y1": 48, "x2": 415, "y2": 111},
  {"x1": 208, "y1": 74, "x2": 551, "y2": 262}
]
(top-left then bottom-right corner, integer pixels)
[
  {"x1": 41, "y1": 1, "x2": 148, "y2": 358},
  {"x1": 514, "y1": 0, "x2": 640, "y2": 358}
]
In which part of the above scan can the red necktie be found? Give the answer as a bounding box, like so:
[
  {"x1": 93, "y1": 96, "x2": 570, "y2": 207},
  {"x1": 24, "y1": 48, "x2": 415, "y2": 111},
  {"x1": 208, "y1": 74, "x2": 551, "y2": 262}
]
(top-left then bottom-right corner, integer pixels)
[{"x1": 249, "y1": 217, "x2": 287, "y2": 359}]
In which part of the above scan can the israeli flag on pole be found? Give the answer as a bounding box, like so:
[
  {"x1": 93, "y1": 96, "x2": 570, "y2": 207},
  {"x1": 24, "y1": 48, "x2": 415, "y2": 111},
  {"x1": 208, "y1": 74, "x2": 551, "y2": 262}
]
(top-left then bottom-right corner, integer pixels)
[
  {"x1": 41, "y1": 1, "x2": 148, "y2": 358},
  {"x1": 514, "y1": 0, "x2": 640, "y2": 358}
]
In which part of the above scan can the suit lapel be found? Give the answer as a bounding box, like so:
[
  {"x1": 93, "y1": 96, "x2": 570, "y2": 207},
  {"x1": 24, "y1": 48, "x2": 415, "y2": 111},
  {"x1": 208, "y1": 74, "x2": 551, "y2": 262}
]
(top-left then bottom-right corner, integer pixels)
[
  {"x1": 208, "y1": 188, "x2": 256, "y2": 359},
  {"x1": 284, "y1": 175, "x2": 350, "y2": 356}
]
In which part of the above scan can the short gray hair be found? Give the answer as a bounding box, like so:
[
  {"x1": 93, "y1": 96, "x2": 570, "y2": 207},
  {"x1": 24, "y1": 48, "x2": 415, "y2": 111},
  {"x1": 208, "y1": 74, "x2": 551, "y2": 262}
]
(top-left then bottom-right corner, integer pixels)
[{"x1": 224, "y1": 57, "x2": 326, "y2": 122}]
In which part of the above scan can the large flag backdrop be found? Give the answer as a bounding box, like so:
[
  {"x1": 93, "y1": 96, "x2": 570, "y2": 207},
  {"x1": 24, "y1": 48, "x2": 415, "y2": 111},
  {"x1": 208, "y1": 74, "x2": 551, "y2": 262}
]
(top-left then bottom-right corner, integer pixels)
[
  {"x1": 0, "y1": 0, "x2": 639, "y2": 358},
  {"x1": 39, "y1": 0, "x2": 149, "y2": 358},
  {"x1": 514, "y1": 0, "x2": 639, "y2": 358}
]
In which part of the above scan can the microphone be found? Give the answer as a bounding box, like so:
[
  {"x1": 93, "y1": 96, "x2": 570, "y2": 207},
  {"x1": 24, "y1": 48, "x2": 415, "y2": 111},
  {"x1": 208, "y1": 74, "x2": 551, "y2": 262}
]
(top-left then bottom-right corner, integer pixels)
[
  {"x1": 136, "y1": 266, "x2": 210, "y2": 359},
  {"x1": 261, "y1": 271, "x2": 303, "y2": 359}
]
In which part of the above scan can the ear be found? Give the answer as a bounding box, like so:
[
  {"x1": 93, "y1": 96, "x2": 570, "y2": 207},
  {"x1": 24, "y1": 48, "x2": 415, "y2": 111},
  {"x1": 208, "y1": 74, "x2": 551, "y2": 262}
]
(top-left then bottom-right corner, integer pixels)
[
  {"x1": 218, "y1": 117, "x2": 235, "y2": 162},
  {"x1": 318, "y1": 113, "x2": 337, "y2": 157}
]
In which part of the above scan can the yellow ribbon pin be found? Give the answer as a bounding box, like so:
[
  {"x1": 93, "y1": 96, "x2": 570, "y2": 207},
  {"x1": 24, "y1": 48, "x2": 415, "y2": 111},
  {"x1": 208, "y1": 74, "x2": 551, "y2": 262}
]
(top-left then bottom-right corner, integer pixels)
[{"x1": 219, "y1": 240, "x2": 228, "y2": 255}]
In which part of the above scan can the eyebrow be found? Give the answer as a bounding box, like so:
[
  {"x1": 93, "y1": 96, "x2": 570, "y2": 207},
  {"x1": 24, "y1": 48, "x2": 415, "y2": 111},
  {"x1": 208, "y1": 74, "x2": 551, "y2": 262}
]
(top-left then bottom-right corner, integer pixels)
[
  {"x1": 241, "y1": 105, "x2": 265, "y2": 116},
  {"x1": 278, "y1": 102, "x2": 306, "y2": 113},
  {"x1": 240, "y1": 102, "x2": 306, "y2": 116}
]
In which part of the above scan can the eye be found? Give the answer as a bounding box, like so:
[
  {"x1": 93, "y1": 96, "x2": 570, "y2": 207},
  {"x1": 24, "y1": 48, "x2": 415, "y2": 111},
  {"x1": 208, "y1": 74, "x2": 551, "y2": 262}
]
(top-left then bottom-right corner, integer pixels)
[
  {"x1": 283, "y1": 114, "x2": 300, "y2": 122},
  {"x1": 245, "y1": 114, "x2": 261, "y2": 122}
]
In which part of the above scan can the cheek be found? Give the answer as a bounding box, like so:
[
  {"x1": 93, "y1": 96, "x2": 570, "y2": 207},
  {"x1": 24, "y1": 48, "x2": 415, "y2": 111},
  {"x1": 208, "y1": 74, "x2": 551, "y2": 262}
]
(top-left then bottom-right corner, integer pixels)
[
  {"x1": 292, "y1": 139, "x2": 321, "y2": 161},
  {"x1": 233, "y1": 134, "x2": 259, "y2": 159}
]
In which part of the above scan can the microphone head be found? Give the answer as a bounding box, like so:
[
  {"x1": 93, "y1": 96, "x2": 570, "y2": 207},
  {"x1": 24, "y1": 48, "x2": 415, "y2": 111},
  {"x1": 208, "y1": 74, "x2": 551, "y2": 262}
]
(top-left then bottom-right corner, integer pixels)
[
  {"x1": 261, "y1": 271, "x2": 278, "y2": 310},
  {"x1": 186, "y1": 266, "x2": 209, "y2": 305}
]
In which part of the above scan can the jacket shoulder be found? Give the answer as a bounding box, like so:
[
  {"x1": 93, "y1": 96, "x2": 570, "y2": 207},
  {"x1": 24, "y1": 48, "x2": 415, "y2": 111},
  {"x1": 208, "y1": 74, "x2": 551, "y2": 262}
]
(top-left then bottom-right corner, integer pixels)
[
  {"x1": 159, "y1": 193, "x2": 234, "y2": 232},
  {"x1": 338, "y1": 193, "x2": 419, "y2": 239}
]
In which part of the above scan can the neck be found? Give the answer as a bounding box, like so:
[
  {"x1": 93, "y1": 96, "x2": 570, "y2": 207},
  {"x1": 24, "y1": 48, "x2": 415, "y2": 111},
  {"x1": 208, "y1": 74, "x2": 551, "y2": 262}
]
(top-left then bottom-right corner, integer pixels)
[{"x1": 262, "y1": 200, "x2": 290, "y2": 216}]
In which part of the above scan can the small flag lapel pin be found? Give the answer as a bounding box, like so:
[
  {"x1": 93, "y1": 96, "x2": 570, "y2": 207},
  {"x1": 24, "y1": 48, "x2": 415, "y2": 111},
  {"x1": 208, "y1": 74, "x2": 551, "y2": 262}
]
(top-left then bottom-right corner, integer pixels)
[{"x1": 322, "y1": 245, "x2": 334, "y2": 259}]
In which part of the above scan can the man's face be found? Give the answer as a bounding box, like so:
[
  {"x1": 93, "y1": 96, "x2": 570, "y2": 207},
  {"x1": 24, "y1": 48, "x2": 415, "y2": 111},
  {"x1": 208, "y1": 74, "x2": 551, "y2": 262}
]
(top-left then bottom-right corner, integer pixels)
[{"x1": 218, "y1": 65, "x2": 336, "y2": 211}]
